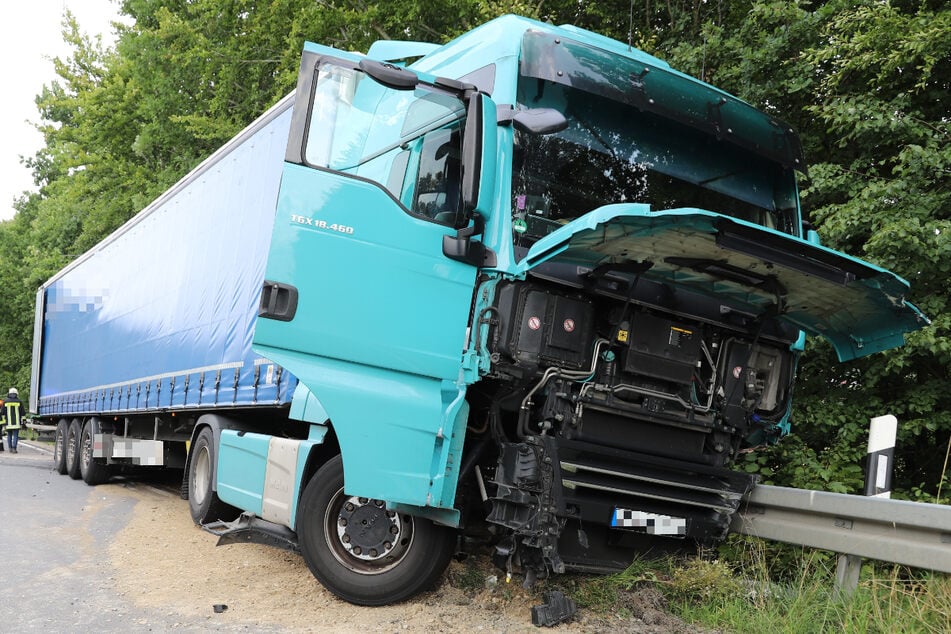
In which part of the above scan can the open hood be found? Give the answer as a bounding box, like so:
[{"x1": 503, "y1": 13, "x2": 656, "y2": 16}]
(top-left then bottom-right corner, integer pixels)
[{"x1": 515, "y1": 205, "x2": 928, "y2": 362}]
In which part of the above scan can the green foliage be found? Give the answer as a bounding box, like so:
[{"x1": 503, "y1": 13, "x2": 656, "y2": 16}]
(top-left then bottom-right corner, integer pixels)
[
  {"x1": 683, "y1": 537, "x2": 951, "y2": 633},
  {"x1": 565, "y1": 545, "x2": 951, "y2": 632},
  {"x1": 553, "y1": 556, "x2": 661, "y2": 612},
  {"x1": 790, "y1": 1, "x2": 951, "y2": 500},
  {"x1": 666, "y1": 557, "x2": 743, "y2": 605}
]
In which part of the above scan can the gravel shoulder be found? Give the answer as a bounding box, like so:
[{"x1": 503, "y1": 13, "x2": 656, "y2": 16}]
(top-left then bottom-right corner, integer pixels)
[
  {"x1": 108, "y1": 481, "x2": 551, "y2": 632},
  {"x1": 14, "y1": 437, "x2": 696, "y2": 632}
]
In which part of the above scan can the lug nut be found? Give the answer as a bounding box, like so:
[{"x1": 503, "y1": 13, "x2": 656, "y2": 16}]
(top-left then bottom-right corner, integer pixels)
[{"x1": 352, "y1": 546, "x2": 362, "y2": 556}]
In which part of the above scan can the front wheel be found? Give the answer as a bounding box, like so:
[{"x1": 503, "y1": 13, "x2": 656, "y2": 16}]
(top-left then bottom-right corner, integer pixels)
[
  {"x1": 297, "y1": 455, "x2": 456, "y2": 606},
  {"x1": 187, "y1": 427, "x2": 240, "y2": 525}
]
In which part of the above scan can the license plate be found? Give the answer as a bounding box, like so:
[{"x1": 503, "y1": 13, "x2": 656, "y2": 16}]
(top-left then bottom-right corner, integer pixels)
[{"x1": 611, "y1": 508, "x2": 686, "y2": 536}]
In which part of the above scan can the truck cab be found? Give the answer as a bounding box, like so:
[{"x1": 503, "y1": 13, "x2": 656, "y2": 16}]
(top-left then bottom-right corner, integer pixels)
[{"x1": 243, "y1": 15, "x2": 925, "y2": 602}]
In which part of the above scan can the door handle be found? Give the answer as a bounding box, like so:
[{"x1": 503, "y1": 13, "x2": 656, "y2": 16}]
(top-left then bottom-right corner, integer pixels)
[{"x1": 259, "y1": 280, "x2": 298, "y2": 321}]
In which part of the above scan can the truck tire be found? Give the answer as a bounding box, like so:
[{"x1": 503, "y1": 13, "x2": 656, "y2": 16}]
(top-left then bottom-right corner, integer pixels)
[
  {"x1": 187, "y1": 427, "x2": 240, "y2": 525},
  {"x1": 66, "y1": 419, "x2": 83, "y2": 480},
  {"x1": 53, "y1": 419, "x2": 69, "y2": 474},
  {"x1": 297, "y1": 455, "x2": 456, "y2": 606},
  {"x1": 80, "y1": 421, "x2": 110, "y2": 486}
]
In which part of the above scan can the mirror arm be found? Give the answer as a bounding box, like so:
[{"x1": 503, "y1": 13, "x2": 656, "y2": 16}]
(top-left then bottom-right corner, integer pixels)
[
  {"x1": 443, "y1": 213, "x2": 496, "y2": 267},
  {"x1": 358, "y1": 59, "x2": 420, "y2": 90},
  {"x1": 458, "y1": 212, "x2": 485, "y2": 239}
]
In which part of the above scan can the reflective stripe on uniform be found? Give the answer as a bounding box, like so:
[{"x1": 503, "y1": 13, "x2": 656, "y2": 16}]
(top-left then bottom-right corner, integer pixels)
[{"x1": 4, "y1": 401, "x2": 22, "y2": 429}]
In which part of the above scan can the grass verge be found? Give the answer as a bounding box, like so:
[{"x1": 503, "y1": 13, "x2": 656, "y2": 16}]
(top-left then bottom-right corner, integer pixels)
[{"x1": 558, "y1": 538, "x2": 950, "y2": 633}]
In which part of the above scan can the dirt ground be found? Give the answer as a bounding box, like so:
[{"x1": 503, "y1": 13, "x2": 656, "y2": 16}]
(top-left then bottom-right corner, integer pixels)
[{"x1": 103, "y1": 480, "x2": 696, "y2": 632}]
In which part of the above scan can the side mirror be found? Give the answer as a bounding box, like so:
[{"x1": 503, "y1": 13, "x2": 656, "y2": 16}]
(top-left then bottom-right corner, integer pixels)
[
  {"x1": 461, "y1": 94, "x2": 484, "y2": 212},
  {"x1": 513, "y1": 107, "x2": 569, "y2": 135},
  {"x1": 448, "y1": 92, "x2": 497, "y2": 267},
  {"x1": 461, "y1": 92, "x2": 497, "y2": 216}
]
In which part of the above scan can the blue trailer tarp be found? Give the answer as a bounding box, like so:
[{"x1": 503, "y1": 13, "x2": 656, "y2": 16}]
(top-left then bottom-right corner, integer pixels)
[{"x1": 33, "y1": 96, "x2": 298, "y2": 416}]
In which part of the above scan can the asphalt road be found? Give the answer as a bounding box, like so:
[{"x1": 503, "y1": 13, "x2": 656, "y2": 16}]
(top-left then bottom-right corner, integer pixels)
[{"x1": 0, "y1": 440, "x2": 277, "y2": 632}]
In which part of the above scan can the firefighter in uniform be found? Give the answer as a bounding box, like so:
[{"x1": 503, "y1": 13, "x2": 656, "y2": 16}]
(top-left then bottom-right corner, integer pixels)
[{"x1": 2, "y1": 388, "x2": 23, "y2": 453}]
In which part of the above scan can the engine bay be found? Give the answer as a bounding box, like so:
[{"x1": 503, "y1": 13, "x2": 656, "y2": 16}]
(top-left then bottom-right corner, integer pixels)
[
  {"x1": 465, "y1": 274, "x2": 800, "y2": 577},
  {"x1": 486, "y1": 278, "x2": 795, "y2": 466}
]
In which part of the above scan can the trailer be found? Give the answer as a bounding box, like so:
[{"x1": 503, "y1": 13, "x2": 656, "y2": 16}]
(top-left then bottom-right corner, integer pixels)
[{"x1": 33, "y1": 15, "x2": 926, "y2": 606}]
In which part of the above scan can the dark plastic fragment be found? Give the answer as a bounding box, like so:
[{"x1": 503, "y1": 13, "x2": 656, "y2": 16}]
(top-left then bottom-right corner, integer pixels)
[{"x1": 531, "y1": 590, "x2": 577, "y2": 627}]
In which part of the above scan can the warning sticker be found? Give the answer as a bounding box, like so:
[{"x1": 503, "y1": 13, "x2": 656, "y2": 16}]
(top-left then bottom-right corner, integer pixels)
[{"x1": 527, "y1": 316, "x2": 542, "y2": 331}]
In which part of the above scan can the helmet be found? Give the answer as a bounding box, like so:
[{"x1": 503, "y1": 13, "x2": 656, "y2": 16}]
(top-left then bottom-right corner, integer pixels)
[{"x1": 8, "y1": 388, "x2": 17, "y2": 397}]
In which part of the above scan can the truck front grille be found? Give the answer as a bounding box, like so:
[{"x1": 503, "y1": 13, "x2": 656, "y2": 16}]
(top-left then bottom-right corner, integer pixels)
[{"x1": 554, "y1": 438, "x2": 756, "y2": 543}]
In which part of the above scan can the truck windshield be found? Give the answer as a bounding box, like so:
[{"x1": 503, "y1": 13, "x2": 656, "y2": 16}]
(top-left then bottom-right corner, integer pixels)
[{"x1": 512, "y1": 31, "x2": 801, "y2": 248}]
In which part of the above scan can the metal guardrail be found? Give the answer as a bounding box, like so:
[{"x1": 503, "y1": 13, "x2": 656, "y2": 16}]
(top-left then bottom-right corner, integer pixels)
[{"x1": 731, "y1": 485, "x2": 951, "y2": 574}]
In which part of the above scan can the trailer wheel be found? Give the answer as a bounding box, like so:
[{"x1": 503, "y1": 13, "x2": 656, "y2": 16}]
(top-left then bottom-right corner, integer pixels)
[
  {"x1": 79, "y1": 421, "x2": 110, "y2": 486},
  {"x1": 188, "y1": 427, "x2": 240, "y2": 525},
  {"x1": 297, "y1": 455, "x2": 456, "y2": 606},
  {"x1": 66, "y1": 419, "x2": 83, "y2": 480},
  {"x1": 53, "y1": 419, "x2": 69, "y2": 474}
]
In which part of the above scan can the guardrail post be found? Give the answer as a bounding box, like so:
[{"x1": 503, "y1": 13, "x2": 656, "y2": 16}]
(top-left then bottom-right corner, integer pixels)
[{"x1": 835, "y1": 414, "x2": 897, "y2": 595}]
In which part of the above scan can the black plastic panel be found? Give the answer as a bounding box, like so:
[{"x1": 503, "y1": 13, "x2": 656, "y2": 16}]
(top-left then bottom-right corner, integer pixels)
[
  {"x1": 624, "y1": 312, "x2": 701, "y2": 384},
  {"x1": 494, "y1": 282, "x2": 595, "y2": 370}
]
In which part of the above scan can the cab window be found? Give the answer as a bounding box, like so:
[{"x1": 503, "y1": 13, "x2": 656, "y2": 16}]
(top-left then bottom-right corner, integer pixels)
[{"x1": 303, "y1": 61, "x2": 465, "y2": 218}]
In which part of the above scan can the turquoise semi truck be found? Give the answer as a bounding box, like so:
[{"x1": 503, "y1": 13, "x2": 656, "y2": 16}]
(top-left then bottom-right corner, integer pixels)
[{"x1": 32, "y1": 15, "x2": 925, "y2": 605}]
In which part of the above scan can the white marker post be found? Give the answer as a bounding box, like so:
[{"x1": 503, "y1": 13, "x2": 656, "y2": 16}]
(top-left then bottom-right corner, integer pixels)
[
  {"x1": 836, "y1": 415, "x2": 898, "y2": 594},
  {"x1": 864, "y1": 415, "x2": 898, "y2": 498}
]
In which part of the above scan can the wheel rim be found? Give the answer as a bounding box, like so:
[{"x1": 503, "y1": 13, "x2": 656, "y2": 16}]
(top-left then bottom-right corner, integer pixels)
[
  {"x1": 324, "y1": 490, "x2": 414, "y2": 574},
  {"x1": 192, "y1": 446, "x2": 211, "y2": 506}
]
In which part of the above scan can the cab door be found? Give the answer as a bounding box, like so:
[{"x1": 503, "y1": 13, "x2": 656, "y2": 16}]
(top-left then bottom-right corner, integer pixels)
[
  {"x1": 257, "y1": 53, "x2": 483, "y2": 379},
  {"x1": 252, "y1": 50, "x2": 493, "y2": 510}
]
